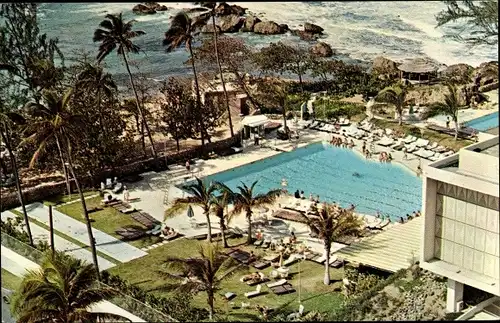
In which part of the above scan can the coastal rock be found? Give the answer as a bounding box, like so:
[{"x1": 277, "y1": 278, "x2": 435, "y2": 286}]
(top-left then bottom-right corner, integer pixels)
[
  {"x1": 372, "y1": 56, "x2": 399, "y2": 77},
  {"x1": 201, "y1": 24, "x2": 219, "y2": 34},
  {"x1": 304, "y1": 22, "x2": 324, "y2": 34},
  {"x1": 215, "y1": 2, "x2": 246, "y2": 16},
  {"x1": 241, "y1": 15, "x2": 261, "y2": 32},
  {"x1": 279, "y1": 23, "x2": 289, "y2": 31},
  {"x1": 442, "y1": 63, "x2": 473, "y2": 83},
  {"x1": 219, "y1": 14, "x2": 245, "y2": 32},
  {"x1": 253, "y1": 21, "x2": 286, "y2": 35},
  {"x1": 474, "y1": 61, "x2": 498, "y2": 86},
  {"x1": 132, "y1": 4, "x2": 156, "y2": 15},
  {"x1": 290, "y1": 29, "x2": 318, "y2": 41},
  {"x1": 310, "y1": 41, "x2": 334, "y2": 57}
]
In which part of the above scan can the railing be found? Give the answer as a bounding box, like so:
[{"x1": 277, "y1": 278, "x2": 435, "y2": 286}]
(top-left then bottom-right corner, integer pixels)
[{"x1": 1, "y1": 233, "x2": 176, "y2": 322}]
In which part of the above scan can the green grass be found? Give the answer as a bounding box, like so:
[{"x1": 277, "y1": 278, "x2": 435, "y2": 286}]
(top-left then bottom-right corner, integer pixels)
[
  {"x1": 371, "y1": 118, "x2": 473, "y2": 151},
  {"x1": 43, "y1": 190, "x2": 99, "y2": 206},
  {"x1": 10, "y1": 209, "x2": 119, "y2": 264},
  {"x1": 56, "y1": 196, "x2": 163, "y2": 249},
  {"x1": 109, "y1": 237, "x2": 346, "y2": 320},
  {"x1": 1, "y1": 268, "x2": 22, "y2": 290}
]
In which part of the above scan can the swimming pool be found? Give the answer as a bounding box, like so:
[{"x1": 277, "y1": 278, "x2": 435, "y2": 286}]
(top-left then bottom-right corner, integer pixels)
[
  {"x1": 464, "y1": 111, "x2": 499, "y2": 132},
  {"x1": 187, "y1": 142, "x2": 422, "y2": 220}
]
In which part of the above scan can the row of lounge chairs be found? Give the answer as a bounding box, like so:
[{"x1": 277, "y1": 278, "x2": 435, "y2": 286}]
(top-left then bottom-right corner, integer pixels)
[{"x1": 306, "y1": 252, "x2": 345, "y2": 268}]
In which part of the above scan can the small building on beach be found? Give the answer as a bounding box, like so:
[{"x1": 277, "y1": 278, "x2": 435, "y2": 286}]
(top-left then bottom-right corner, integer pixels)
[{"x1": 398, "y1": 57, "x2": 443, "y2": 84}]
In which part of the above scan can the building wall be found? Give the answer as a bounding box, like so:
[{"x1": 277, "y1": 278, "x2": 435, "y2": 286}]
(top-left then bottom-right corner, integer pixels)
[{"x1": 433, "y1": 182, "x2": 499, "y2": 280}]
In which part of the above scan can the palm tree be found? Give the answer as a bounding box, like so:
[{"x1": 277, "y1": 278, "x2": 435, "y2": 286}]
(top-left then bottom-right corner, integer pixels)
[
  {"x1": 0, "y1": 101, "x2": 34, "y2": 247},
  {"x1": 158, "y1": 242, "x2": 242, "y2": 320},
  {"x1": 374, "y1": 84, "x2": 409, "y2": 125},
  {"x1": 300, "y1": 203, "x2": 363, "y2": 285},
  {"x1": 209, "y1": 190, "x2": 234, "y2": 248},
  {"x1": 76, "y1": 62, "x2": 117, "y2": 135},
  {"x1": 220, "y1": 181, "x2": 281, "y2": 245},
  {"x1": 23, "y1": 88, "x2": 101, "y2": 279},
  {"x1": 422, "y1": 83, "x2": 462, "y2": 139},
  {"x1": 164, "y1": 12, "x2": 209, "y2": 151},
  {"x1": 10, "y1": 250, "x2": 129, "y2": 322},
  {"x1": 93, "y1": 13, "x2": 158, "y2": 161},
  {"x1": 196, "y1": 2, "x2": 235, "y2": 137},
  {"x1": 165, "y1": 177, "x2": 217, "y2": 242}
]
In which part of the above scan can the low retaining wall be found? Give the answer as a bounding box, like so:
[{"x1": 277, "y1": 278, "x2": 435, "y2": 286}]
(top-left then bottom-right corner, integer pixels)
[{"x1": 0, "y1": 132, "x2": 241, "y2": 211}]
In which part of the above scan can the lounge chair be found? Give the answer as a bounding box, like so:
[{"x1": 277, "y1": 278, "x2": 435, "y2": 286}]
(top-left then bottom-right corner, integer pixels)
[
  {"x1": 385, "y1": 128, "x2": 393, "y2": 136},
  {"x1": 244, "y1": 284, "x2": 264, "y2": 298},
  {"x1": 112, "y1": 182, "x2": 123, "y2": 194},
  {"x1": 405, "y1": 143, "x2": 418, "y2": 153},
  {"x1": 224, "y1": 292, "x2": 236, "y2": 301},
  {"x1": 287, "y1": 305, "x2": 305, "y2": 321},
  {"x1": 376, "y1": 136, "x2": 394, "y2": 147},
  {"x1": 283, "y1": 255, "x2": 300, "y2": 266},
  {"x1": 252, "y1": 261, "x2": 270, "y2": 270},
  {"x1": 270, "y1": 283, "x2": 296, "y2": 295},
  {"x1": 120, "y1": 207, "x2": 136, "y2": 214},
  {"x1": 311, "y1": 254, "x2": 326, "y2": 264},
  {"x1": 263, "y1": 254, "x2": 280, "y2": 262},
  {"x1": 442, "y1": 150, "x2": 455, "y2": 157},
  {"x1": 432, "y1": 145, "x2": 447, "y2": 153},
  {"x1": 261, "y1": 240, "x2": 271, "y2": 249},
  {"x1": 429, "y1": 153, "x2": 443, "y2": 161},
  {"x1": 338, "y1": 118, "x2": 350, "y2": 126},
  {"x1": 247, "y1": 273, "x2": 270, "y2": 286},
  {"x1": 403, "y1": 135, "x2": 417, "y2": 144},
  {"x1": 392, "y1": 141, "x2": 405, "y2": 151},
  {"x1": 426, "y1": 142, "x2": 438, "y2": 150},
  {"x1": 414, "y1": 148, "x2": 435, "y2": 159},
  {"x1": 267, "y1": 279, "x2": 287, "y2": 288},
  {"x1": 101, "y1": 197, "x2": 118, "y2": 205},
  {"x1": 329, "y1": 255, "x2": 345, "y2": 268},
  {"x1": 415, "y1": 138, "x2": 430, "y2": 147},
  {"x1": 115, "y1": 227, "x2": 146, "y2": 240}
]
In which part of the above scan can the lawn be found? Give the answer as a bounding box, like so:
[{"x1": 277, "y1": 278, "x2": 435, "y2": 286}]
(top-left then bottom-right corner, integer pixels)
[
  {"x1": 56, "y1": 196, "x2": 163, "y2": 249},
  {"x1": 1, "y1": 268, "x2": 22, "y2": 290},
  {"x1": 43, "y1": 190, "x2": 100, "y2": 206},
  {"x1": 371, "y1": 118, "x2": 473, "y2": 151},
  {"x1": 109, "y1": 237, "x2": 346, "y2": 321}
]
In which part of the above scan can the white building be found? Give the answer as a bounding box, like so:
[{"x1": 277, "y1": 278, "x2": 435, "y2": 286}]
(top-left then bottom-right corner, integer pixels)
[{"x1": 421, "y1": 135, "x2": 499, "y2": 315}]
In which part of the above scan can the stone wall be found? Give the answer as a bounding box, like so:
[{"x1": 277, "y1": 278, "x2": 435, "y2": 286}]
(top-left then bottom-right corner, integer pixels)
[{"x1": 0, "y1": 132, "x2": 241, "y2": 211}]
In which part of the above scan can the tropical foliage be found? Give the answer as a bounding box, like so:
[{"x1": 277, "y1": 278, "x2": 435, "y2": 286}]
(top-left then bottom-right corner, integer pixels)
[
  {"x1": 300, "y1": 203, "x2": 363, "y2": 285},
  {"x1": 157, "y1": 242, "x2": 242, "y2": 320},
  {"x1": 374, "y1": 84, "x2": 410, "y2": 125},
  {"x1": 219, "y1": 181, "x2": 281, "y2": 244},
  {"x1": 10, "y1": 250, "x2": 127, "y2": 322}
]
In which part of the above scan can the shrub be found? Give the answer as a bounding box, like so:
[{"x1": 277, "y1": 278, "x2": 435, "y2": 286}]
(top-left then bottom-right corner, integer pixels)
[{"x1": 313, "y1": 99, "x2": 365, "y2": 120}]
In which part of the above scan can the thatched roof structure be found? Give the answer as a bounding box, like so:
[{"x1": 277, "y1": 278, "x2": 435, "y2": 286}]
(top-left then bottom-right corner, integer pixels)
[{"x1": 398, "y1": 57, "x2": 442, "y2": 73}]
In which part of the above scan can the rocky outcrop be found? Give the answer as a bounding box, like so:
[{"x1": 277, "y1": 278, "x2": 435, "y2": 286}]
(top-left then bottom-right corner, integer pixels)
[
  {"x1": 290, "y1": 29, "x2": 318, "y2": 41},
  {"x1": 309, "y1": 42, "x2": 334, "y2": 57},
  {"x1": 279, "y1": 24, "x2": 289, "y2": 31},
  {"x1": 372, "y1": 56, "x2": 399, "y2": 76},
  {"x1": 132, "y1": 4, "x2": 156, "y2": 15},
  {"x1": 442, "y1": 63, "x2": 473, "y2": 83},
  {"x1": 241, "y1": 15, "x2": 261, "y2": 32},
  {"x1": 132, "y1": 2, "x2": 168, "y2": 15},
  {"x1": 219, "y1": 14, "x2": 245, "y2": 32},
  {"x1": 253, "y1": 21, "x2": 286, "y2": 35},
  {"x1": 215, "y1": 2, "x2": 246, "y2": 16},
  {"x1": 474, "y1": 61, "x2": 498, "y2": 86},
  {"x1": 304, "y1": 22, "x2": 324, "y2": 34}
]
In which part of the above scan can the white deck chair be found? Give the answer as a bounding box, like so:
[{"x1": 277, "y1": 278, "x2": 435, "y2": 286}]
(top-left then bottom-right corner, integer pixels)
[
  {"x1": 267, "y1": 279, "x2": 287, "y2": 288},
  {"x1": 244, "y1": 284, "x2": 263, "y2": 298}
]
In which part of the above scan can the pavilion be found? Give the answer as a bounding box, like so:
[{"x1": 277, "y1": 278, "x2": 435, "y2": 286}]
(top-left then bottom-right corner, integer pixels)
[{"x1": 398, "y1": 57, "x2": 443, "y2": 84}]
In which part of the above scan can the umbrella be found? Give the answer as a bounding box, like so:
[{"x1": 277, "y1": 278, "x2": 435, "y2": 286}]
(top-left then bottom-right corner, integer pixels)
[{"x1": 187, "y1": 205, "x2": 194, "y2": 218}]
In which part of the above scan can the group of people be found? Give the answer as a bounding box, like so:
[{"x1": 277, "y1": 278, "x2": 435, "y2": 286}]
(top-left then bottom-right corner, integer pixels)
[
  {"x1": 293, "y1": 189, "x2": 321, "y2": 203},
  {"x1": 398, "y1": 210, "x2": 421, "y2": 224},
  {"x1": 379, "y1": 151, "x2": 393, "y2": 163},
  {"x1": 161, "y1": 225, "x2": 176, "y2": 237},
  {"x1": 330, "y1": 135, "x2": 355, "y2": 149}
]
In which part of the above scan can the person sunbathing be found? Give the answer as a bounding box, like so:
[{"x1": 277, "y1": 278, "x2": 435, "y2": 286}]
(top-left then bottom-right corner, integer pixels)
[
  {"x1": 349, "y1": 139, "x2": 355, "y2": 149},
  {"x1": 300, "y1": 190, "x2": 305, "y2": 199},
  {"x1": 294, "y1": 189, "x2": 300, "y2": 198},
  {"x1": 242, "y1": 272, "x2": 260, "y2": 282},
  {"x1": 290, "y1": 232, "x2": 297, "y2": 244}
]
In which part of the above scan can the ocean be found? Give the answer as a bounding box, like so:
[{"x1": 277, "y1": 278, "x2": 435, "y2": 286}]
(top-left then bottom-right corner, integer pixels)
[{"x1": 37, "y1": 2, "x2": 498, "y2": 84}]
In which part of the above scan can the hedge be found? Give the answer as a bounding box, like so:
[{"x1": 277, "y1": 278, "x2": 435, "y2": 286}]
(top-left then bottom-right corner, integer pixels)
[{"x1": 0, "y1": 132, "x2": 241, "y2": 212}]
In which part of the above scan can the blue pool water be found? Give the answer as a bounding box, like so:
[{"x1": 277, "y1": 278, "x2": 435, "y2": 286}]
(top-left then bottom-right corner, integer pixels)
[
  {"x1": 195, "y1": 142, "x2": 422, "y2": 220},
  {"x1": 464, "y1": 111, "x2": 499, "y2": 131}
]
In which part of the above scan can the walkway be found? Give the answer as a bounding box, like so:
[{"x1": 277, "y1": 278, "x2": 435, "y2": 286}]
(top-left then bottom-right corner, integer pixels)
[
  {"x1": 17, "y1": 203, "x2": 147, "y2": 263},
  {"x1": 1, "y1": 211, "x2": 116, "y2": 270},
  {"x1": 337, "y1": 216, "x2": 423, "y2": 273},
  {"x1": 0, "y1": 246, "x2": 145, "y2": 322}
]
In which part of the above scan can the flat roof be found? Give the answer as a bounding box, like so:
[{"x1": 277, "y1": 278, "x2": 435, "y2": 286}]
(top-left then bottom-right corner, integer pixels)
[
  {"x1": 480, "y1": 143, "x2": 499, "y2": 157},
  {"x1": 337, "y1": 217, "x2": 423, "y2": 273}
]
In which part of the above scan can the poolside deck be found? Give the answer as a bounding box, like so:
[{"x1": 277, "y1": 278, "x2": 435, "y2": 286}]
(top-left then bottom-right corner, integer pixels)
[{"x1": 336, "y1": 216, "x2": 423, "y2": 273}]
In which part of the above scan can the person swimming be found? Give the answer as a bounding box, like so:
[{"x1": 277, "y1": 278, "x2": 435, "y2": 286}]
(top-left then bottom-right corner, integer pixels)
[{"x1": 352, "y1": 172, "x2": 361, "y2": 177}]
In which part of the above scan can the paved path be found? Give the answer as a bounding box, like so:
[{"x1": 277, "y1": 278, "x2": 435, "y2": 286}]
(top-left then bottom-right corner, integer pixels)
[
  {"x1": 0, "y1": 246, "x2": 145, "y2": 322},
  {"x1": 16, "y1": 203, "x2": 147, "y2": 263},
  {"x1": 1, "y1": 211, "x2": 116, "y2": 270}
]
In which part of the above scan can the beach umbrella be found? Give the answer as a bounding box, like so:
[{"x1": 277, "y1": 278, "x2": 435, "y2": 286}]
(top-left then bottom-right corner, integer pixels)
[{"x1": 187, "y1": 205, "x2": 194, "y2": 218}]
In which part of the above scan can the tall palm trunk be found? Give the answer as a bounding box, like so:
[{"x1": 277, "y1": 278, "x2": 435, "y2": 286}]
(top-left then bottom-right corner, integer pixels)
[
  {"x1": 323, "y1": 239, "x2": 331, "y2": 285},
  {"x1": 397, "y1": 107, "x2": 403, "y2": 126},
  {"x1": 246, "y1": 210, "x2": 253, "y2": 244},
  {"x1": 454, "y1": 118, "x2": 459, "y2": 140},
  {"x1": 219, "y1": 216, "x2": 228, "y2": 248},
  {"x1": 121, "y1": 52, "x2": 158, "y2": 161},
  {"x1": 0, "y1": 156, "x2": 8, "y2": 178},
  {"x1": 64, "y1": 137, "x2": 100, "y2": 280},
  {"x1": 55, "y1": 135, "x2": 71, "y2": 195},
  {"x1": 188, "y1": 46, "x2": 207, "y2": 152},
  {"x1": 204, "y1": 208, "x2": 212, "y2": 243},
  {"x1": 207, "y1": 290, "x2": 215, "y2": 320},
  {"x1": 0, "y1": 128, "x2": 34, "y2": 247},
  {"x1": 212, "y1": 14, "x2": 234, "y2": 137},
  {"x1": 234, "y1": 70, "x2": 261, "y2": 111},
  {"x1": 96, "y1": 88, "x2": 107, "y2": 137}
]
